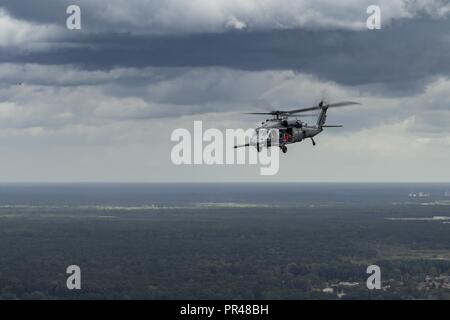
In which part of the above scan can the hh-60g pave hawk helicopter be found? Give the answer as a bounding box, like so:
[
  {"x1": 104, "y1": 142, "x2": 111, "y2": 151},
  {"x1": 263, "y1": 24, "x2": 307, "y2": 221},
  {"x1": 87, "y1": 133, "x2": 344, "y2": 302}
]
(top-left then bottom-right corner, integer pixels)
[{"x1": 235, "y1": 100, "x2": 360, "y2": 153}]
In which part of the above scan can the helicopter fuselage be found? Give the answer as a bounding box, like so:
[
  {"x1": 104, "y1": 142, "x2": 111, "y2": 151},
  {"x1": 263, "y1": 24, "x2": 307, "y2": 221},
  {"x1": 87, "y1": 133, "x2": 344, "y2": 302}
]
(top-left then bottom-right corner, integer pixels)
[{"x1": 256, "y1": 118, "x2": 322, "y2": 146}]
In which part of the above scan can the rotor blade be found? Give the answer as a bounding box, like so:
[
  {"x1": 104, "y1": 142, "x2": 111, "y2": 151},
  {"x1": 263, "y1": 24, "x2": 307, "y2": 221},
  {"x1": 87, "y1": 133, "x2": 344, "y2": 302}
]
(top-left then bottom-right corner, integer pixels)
[
  {"x1": 287, "y1": 101, "x2": 360, "y2": 114},
  {"x1": 285, "y1": 106, "x2": 320, "y2": 114},
  {"x1": 244, "y1": 112, "x2": 317, "y2": 117},
  {"x1": 244, "y1": 112, "x2": 276, "y2": 115},
  {"x1": 322, "y1": 125, "x2": 343, "y2": 128},
  {"x1": 244, "y1": 101, "x2": 360, "y2": 116},
  {"x1": 327, "y1": 101, "x2": 360, "y2": 108},
  {"x1": 293, "y1": 114, "x2": 318, "y2": 117}
]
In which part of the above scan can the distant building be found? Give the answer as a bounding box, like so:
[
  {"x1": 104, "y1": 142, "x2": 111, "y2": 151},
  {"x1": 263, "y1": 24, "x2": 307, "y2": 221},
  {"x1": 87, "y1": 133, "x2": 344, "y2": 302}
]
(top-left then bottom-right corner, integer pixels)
[
  {"x1": 418, "y1": 275, "x2": 450, "y2": 291},
  {"x1": 337, "y1": 282, "x2": 359, "y2": 287},
  {"x1": 322, "y1": 287, "x2": 334, "y2": 293},
  {"x1": 408, "y1": 192, "x2": 430, "y2": 198}
]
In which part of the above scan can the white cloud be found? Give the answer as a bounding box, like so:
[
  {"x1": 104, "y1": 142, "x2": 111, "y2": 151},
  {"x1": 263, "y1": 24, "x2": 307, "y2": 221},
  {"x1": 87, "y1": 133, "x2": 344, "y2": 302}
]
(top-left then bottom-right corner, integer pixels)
[
  {"x1": 1, "y1": 63, "x2": 450, "y2": 181},
  {"x1": 74, "y1": 0, "x2": 446, "y2": 34},
  {"x1": 323, "y1": 116, "x2": 420, "y2": 157},
  {"x1": 0, "y1": 9, "x2": 60, "y2": 47},
  {"x1": 404, "y1": 0, "x2": 450, "y2": 18},
  {"x1": 225, "y1": 16, "x2": 247, "y2": 30},
  {"x1": 0, "y1": 0, "x2": 448, "y2": 46},
  {"x1": 0, "y1": 63, "x2": 154, "y2": 86},
  {"x1": 1, "y1": 64, "x2": 450, "y2": 133}
]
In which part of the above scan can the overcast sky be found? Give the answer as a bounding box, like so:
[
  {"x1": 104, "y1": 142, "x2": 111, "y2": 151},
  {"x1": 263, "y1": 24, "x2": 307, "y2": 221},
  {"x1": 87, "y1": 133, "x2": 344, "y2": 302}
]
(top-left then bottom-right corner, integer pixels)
[{"x1": 1, "y1": 0, "x2": 450, "y2": 182}]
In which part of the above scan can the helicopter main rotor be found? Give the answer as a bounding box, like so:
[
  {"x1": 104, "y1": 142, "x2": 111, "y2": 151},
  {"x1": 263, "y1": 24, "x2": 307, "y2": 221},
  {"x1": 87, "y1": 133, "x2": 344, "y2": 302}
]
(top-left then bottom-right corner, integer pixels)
[{"x1": 245, "y1": 100, "x2": 360, "y2": 119}]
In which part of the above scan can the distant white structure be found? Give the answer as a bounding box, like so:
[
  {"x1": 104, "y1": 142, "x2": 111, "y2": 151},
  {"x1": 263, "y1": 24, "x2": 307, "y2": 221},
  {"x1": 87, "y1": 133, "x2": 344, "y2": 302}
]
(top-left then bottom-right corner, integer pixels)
[
  {"x1": 336, "y1": 282, "x2": 359, "y2": 287},
  {"x1": 322, "y1": 287, "x2": 334, "y2": 293},
  {"x1": 408, "y1": 192, "x2": 430, "y2": 198}
]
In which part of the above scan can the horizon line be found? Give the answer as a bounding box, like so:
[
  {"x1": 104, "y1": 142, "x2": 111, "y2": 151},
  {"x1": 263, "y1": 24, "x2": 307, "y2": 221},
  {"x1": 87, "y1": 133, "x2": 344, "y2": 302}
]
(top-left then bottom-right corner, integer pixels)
[{"x1": 0, "y1": 181, "x2": 450, "y2": 184}]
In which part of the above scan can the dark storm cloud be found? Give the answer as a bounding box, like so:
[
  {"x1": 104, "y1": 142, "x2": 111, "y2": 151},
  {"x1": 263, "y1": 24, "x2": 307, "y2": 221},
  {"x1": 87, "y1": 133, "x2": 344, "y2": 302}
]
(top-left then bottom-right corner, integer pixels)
[
  {"x1": 2, "y1": 18, "x2": 450, "y2": 93},
  {"x1": 1, "y1": 0, "x2": 69, "y2": 25},
  {"x1": 1, "y1": 1, "x2": 450, "y2": 183}
]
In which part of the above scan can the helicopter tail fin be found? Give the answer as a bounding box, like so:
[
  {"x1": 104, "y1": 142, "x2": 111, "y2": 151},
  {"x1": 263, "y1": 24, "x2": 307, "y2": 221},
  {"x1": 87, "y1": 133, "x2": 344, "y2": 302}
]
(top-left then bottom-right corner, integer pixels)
[{"x1": 316, "y1": 107, "x2": 328, "y2": 127}]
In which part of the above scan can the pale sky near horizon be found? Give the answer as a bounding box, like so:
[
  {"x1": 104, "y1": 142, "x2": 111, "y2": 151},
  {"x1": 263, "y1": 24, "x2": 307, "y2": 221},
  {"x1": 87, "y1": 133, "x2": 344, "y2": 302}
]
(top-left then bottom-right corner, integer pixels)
[{"x1": 1, "y1": 0, "x2": 450, "y2": 182}]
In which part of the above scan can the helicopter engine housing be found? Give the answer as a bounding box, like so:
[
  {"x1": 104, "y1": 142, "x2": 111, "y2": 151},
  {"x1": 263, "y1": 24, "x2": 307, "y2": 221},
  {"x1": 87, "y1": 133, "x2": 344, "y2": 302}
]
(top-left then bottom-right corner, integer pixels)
[{"x1": 281, "y1": 119, "x2": 302, "y2": 128}]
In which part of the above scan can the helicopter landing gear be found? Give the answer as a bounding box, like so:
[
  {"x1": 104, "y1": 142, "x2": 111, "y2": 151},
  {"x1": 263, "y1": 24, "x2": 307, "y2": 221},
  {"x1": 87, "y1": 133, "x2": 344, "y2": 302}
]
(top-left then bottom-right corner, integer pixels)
[
  {"x1": 310, "y1": 138, "x2": 316, "y2": 146},
  {"x1": 281, "y1": 145, "x2": 288, "y2": 153}
]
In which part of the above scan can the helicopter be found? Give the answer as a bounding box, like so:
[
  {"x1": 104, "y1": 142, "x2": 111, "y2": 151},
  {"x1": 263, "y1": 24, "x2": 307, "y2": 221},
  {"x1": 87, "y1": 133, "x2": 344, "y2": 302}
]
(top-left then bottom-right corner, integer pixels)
[{"x1": 235, "y1": 99, "x2": 360, "y2": 153}]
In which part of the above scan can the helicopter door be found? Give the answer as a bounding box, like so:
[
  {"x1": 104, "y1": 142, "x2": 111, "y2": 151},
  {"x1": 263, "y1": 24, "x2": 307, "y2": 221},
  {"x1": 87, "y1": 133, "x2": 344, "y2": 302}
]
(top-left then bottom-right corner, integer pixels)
[{"x1": 280, "y1": 129, "x2": 292, "y2": 144}]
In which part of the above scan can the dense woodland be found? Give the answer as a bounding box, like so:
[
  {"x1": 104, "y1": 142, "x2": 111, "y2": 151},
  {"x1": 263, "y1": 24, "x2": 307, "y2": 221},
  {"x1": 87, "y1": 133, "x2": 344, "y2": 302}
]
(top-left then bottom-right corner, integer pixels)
[{"x1": 0, "y1": 202, "x2": 449, "y2": 299}]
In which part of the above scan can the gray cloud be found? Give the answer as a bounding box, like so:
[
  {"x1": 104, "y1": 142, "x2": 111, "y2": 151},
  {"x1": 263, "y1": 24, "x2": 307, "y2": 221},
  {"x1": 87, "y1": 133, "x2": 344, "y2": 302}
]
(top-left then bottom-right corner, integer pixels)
[
  {"x1": 1, "y1": 65, "x2": 450, "y2": 135},
  {"x1": 1, "y1": 1, "x2": 450, "y2": 182},
  {"x1": 3, "y1": 0, "x2": 450, "y2": 34},
  {"x1": 1, "y1": 18, "x2": 449, "y2": 96},
  {"x1": 2, "y1": 0, "x2": 442, "y2": 34}
]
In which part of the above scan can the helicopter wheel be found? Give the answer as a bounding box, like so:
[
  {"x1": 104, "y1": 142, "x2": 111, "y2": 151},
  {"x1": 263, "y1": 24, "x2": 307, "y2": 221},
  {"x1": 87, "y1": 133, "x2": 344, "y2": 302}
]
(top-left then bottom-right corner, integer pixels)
[{"x1": 281, "y1": 145, "x2": 287, "y2": 153}]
